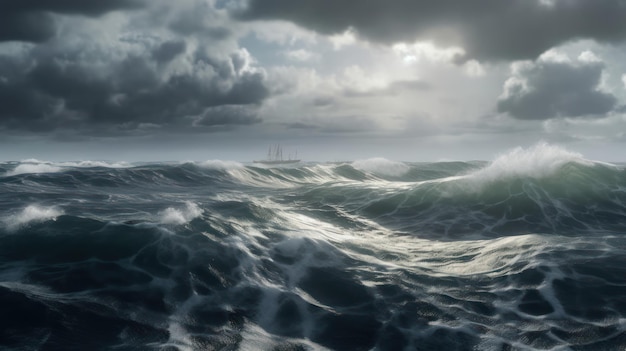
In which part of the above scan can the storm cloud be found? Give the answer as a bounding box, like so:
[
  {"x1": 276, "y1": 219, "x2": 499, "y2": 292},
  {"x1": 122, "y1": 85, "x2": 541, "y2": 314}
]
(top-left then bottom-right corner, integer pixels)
[
  {"x1": 0, "y1": 1, "x2": 270, "y2": 136},
  {"x1": 0, "y1": 0, "x2": 142, "y2": 42},
  {"x1": 497, "y1": 52, "x2": 617, "y2": 120},
  {"x1": 236, "y1": 0, "x2": 626, "y2": 61},
  {"x1": 0, "y1": 0, "x2": 625, "y2": 161}
]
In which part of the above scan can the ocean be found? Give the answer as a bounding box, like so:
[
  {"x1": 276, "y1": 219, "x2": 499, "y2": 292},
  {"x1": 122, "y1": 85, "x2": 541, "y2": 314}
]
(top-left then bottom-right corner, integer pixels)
[{"x1": 1, "y1": 144, "x2": 625, "y2": 351}]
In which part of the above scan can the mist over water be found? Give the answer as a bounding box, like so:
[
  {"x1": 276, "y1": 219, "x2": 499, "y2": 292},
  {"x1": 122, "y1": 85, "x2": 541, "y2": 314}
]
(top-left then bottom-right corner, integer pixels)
[{"x1": 1, "y1": 144, "x2": 625, "y2": 350}]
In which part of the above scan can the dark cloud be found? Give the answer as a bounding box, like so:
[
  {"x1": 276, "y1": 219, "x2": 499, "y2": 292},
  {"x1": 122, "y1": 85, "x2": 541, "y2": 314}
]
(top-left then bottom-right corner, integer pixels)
[
  {"x1": 152, "y1": 40, "x2": 187, "y2": 63},
  {"x1": 0, "y1": 44, "x2": 269, "y2": 135},
  {"x1": 0, "y1": 0, "x2": 142, "y2": 42},
  {"x1": 497, "y1": 56, "x2": 617, "y2": 120},
  {"x1": 235, "y1": 0, "x2": 626, "y2": 61},
  {"x1": 167, "y1": 2, "x2": 232, "y2": 40},
  {"x1": 196, "y1": 105, "x2": 261, "y2": 127},
  {"x1": 0, "y1": 0, "x2": 274, "y2": 137}
]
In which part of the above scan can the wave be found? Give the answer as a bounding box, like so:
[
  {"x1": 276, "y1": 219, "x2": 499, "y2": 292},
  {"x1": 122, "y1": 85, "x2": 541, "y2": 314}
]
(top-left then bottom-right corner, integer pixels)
[
  {"x1": 4, "y1": 159, "x2": 132, "y2": 176},
  {"x1": 467, "y1": 142, "x2": 595, "y2": 182},
  {"x1": 6, "y1": 163, "x2": 62, "y2": 176},
  {"x1": 159, "y1": 201, "x2": 203, "y2": 225},
  {"x1": 2, "y1": 143, "x2": 625, "y2": 239},
  {"x1": 57, "y1": 160, "x2": 132, "y2": 168},
  {"x1": 3, "y1": 205, "x2": 63, "y2": 231},
  {"x1": 196, "y1": 159, "x2": 245, "y2": 170},
  {"x1": 1, "y1": 206, "x2": 624, "y2": 350},
  {"x1": 351, "y1": 157, "x2": 410, "y2": 178},
  {"x1": 1, "y1": 143, "x2": 626, "y2": 350}
]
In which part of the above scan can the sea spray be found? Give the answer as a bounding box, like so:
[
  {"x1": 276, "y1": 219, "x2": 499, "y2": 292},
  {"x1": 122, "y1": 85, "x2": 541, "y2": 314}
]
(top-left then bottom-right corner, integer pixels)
[
  {"x1": 160, "y1": 201, "x2": 203, "y2": 225},
  {"x1": 469, "y1": 142, "x2": 593, "y2": 181},
  {"x1": 3, "y1": 205, "x2": 63, "y2": 231},
  {"x1": 352, "y1": 157, "x2": 410, "y2": 177},
  {"x1": 6, "y1": 163, "x2": 62, "y2": 176}
]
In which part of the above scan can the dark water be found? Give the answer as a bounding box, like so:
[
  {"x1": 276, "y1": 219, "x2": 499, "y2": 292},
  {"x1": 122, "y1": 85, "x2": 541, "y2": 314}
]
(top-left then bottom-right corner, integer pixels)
[{"x1": 1, "y1": 145, "x2": 626, "y2": 350}]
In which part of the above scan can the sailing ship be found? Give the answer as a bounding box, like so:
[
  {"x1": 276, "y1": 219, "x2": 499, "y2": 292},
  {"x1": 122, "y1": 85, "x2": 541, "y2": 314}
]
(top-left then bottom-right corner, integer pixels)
[{"x1": 253, "y1": 145, "x2": 300, "y2": 165}]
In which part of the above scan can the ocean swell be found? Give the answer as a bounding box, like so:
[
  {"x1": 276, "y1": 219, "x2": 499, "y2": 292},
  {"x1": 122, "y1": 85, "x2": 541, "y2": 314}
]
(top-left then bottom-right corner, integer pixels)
[{"x1": 1, "y1": 145, "x2": 625, "y2": 350}]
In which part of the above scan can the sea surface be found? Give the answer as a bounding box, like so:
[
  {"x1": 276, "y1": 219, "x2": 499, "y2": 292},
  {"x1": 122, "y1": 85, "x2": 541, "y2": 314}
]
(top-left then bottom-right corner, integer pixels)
[{"x1": 1, "y1": 144, "x2": 625, "y2": 350}]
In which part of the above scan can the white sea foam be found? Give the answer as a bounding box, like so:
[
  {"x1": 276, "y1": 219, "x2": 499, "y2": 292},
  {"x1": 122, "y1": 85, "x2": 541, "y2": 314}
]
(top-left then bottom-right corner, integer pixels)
[
  {"x1": 470, "y1": 142, "x2": 593, "y2": 181},
  {"x1": 352, "y1": 157, "x2": 410, "y2": 177},
  {"x1": 159, "y1": 201, "x2": 203, "y2": 225},
  {"x1": 6, "y1": 163, "x2": 62, "y2": 176},
  {"x1": 197, "y1": 160, "x2": 244, "y2": 170},
  {"x1": 5, "y1": 159, "x2": 131, "y2": 176},
  {"x1": 57, "y1": 160, "x2": 132, "y2": 168},
  {"x1": 3, "y1": 205, "x2": 63, "y2": 231}
]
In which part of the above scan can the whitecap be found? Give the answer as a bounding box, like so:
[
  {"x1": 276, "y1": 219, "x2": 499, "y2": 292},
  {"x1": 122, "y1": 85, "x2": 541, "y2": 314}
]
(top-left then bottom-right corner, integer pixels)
[
  {"x1": 5, "y1": 159, "x2": 132, "y2": 176},
  {"x1": 197, "y1": 160, "x2": 244, "y2": 170},
  {"x1": 351, "y1": 157, "x2": 409, "y2": 177},
  {"x1": 469, "y1": 142, "x2": 594, "y2": 181},
  {"x1": 58, "y1": 160, "x2": 132, "y2": 168},
  {"x1": 159, "y1": 201, "x2": 203, "y2": 225},
  {"x1": 3, "y1": 205, "x2": 63, "y2": 231},
  {"x1": 6, "y1": 163, "x2": 62, "y2": 176}
]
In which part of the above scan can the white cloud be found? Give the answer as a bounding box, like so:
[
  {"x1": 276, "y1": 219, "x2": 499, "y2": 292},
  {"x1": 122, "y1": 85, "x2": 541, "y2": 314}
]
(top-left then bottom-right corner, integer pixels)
[
  {"x1": 578, "y1": 50, "x2": 602, "y2": 63},
  {"x1": 340, "y1": 65, "x2": 387, "y2": 91},
  {"x1": 284, "y1": 49, "x2": 318, "y2": 62},
  {"x1": 538, "y1": 49, "x2": 571, "y2": 63},
  {"x1": 328, "y1": 28, "x2": 357, "y2": 50},
  {"x1": 248, "y1": 21, "x2": 318, "y2": 46},
  {"x1": 392, "y1": 42, "x2": 464, "y2": 64},
  {"x1": 464, "y1": 60, "x2": 486, "y2": 77}
]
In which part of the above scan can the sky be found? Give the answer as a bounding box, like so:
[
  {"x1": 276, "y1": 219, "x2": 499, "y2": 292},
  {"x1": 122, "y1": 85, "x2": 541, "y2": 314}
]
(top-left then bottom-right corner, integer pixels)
[{"x1": 1, "y1": 0, "x2": 626, "y2": 162}]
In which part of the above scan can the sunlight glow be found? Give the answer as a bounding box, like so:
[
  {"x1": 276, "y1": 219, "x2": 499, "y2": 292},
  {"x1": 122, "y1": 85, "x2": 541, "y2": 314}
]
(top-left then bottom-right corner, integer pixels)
[{"x1": 392, "y1": 42, "x2": 465, "y2": 64}]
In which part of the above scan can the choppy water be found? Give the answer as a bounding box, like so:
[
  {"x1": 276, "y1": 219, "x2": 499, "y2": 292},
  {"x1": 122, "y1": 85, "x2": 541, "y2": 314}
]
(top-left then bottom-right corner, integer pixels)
[{"x1": 1, "y1": 144, "x2": 625, "y2": 350}]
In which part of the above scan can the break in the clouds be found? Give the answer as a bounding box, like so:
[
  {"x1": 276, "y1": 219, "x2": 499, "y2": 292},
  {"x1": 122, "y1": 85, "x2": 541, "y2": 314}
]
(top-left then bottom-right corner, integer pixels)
[
  {"x1": 498, "y1": 51, "x2": 618, "y2": 120},
  {"x1": 237, "y1": 0, "x2": 626, "y2": 62},
  {"x1": 0, "y1": 0, "x2": 269, "y2": 136}
]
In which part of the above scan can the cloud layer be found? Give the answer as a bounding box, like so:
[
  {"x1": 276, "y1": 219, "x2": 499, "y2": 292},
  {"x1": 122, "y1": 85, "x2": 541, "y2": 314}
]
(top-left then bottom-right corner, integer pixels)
[
  {"x1": 237, "y1": 0, "x2": 626, "y2": 61},
  {"x1": 498, "y1": 52, "x2": 617, "y2": 120},
  {"x1": 0, "y1": 0, "x2": 141, "y2": 42},
  {"x1": 0, "y1": 0, "x2": 625, "y2": 161},
  {"x1": 0, "y1": 1, "x2": 269, "y2": 135}
]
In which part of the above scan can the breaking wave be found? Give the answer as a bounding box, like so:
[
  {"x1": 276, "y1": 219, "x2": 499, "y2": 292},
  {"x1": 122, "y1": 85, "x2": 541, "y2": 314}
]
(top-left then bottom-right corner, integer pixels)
[
  {"x1": 3, "y1": 205, "x2": 63, "y2": 231},
  {"x1": 468, "y1": 142, "x2": 595, "y2": 181},
  {"x1": 160, "y1": 201, "x2": 203, "y2": 225},
  {"x1": 352, "y1": 157, "x2": 410, "y2": 178}
]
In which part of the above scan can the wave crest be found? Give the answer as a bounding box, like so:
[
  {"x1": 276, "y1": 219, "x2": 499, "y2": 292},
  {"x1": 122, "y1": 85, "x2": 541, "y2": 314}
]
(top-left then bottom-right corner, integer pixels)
[
  {"x1": 3, "y1": 205, "x2": 63, "y2": 231},
  {"x1": 5, "y1": 159, "x2": 132, "y2": 176},
  {"x1": 160, "y1": 201, "x2": 203, "y2": 225},
  {"x1": 7, "y1": 163, "x2": 62, "y2": 176},
  {"x1": 197, "y1": 160, "x2": 244, "y2": 170},
  {"x1": 469, "y1": 142, "x2": 593, "y2": 181},
  {"x1": 352, "y1": 158, "x2": 409, "y2": 177}
]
